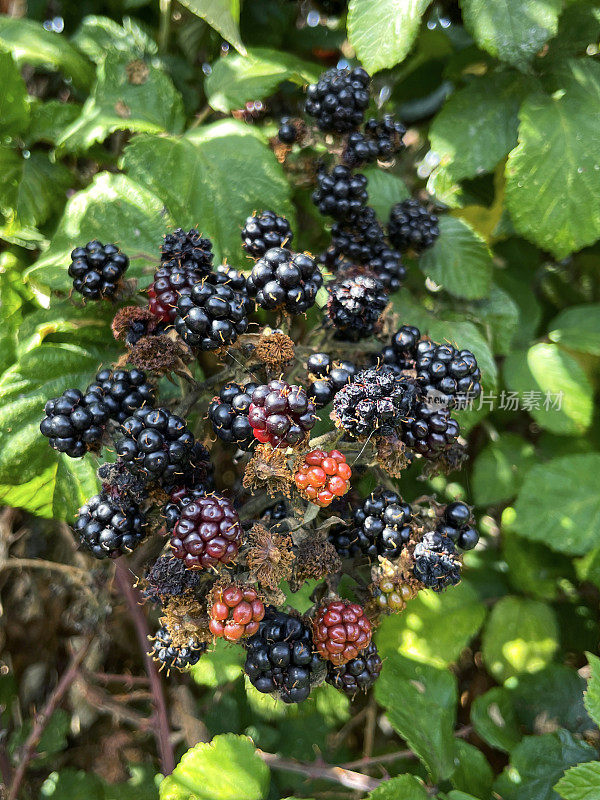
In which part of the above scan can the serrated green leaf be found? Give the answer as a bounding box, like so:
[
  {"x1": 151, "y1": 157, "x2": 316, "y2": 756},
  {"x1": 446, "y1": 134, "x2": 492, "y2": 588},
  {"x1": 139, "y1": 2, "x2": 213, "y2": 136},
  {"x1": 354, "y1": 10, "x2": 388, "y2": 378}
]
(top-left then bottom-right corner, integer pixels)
[
  {"x1": 205, "y1": 47, "x2": 318, "y2": 113},
  {"x1": 503, "y1": 343, "x2": 593, "y2": 435},
  {"x1": 347, "y1": 0, "x2": 432, "y2": 73},
  {"x1": 0, "y1": 468, "x2": 56, "y2": 518},
  {"x1": 53, "y1": 454, "x2": 100, "y2": 522},
  {"x1": 471, "y1": 687, "x2": 522, "y2": 752},
  {"x1": 451, "y1": 740, "x2": 494, "y2": 799},
  {"x1": 481, "y1": 596, "x2": 558, "y2": 682},
  {"x1": 191, "y1": 639, "x2": 244, "y2": 687},
  {"x1": 362, "y1": 167, "x2": 409, "y2": 223},
  {"x1": 505, "y1": 60, "x2": 600, "y2": 258},
  {"x1": 419, "y1": 216, "x2": 493, "y2": 300},
  {"x1": 548, "y1": 304, "x2": 600, "y2": 356},
  {"x1": 502, "y1": 529, "x2": 569, "y2": 600},
  {"x1": 0, "y1": 50, "x2": 29, "y2": 137},
  {"x1": 367, "y1": 775, "x2": 429, "y2": 800},
  {"x1": 555, "y1": 761, "x2": 600, "y2": 800},
  {"x1": 159, "y1": 734, "x2": 269, "y2": 800},
  {"x1": 467, "y1": 284, "x2": 520, "y2": 356},
  {"x1": 510, "y1": 665, "x2": 593, "y2": 736},
  {"x1": 177, "y1": 0, "x2": 246, "y2": 56},
  {"x1": 0, "y1": 149, "x2": 72, "y2": 230},
  {"x1": 459, "y1": 0, "x2": 562, "y2": 70},
  {"x1": 0, "y1": 257, "x2": 23, "y2": 374},
  {"x1": 584, "y1": 652, "x2": 600, "y2": 728},
  {"x1": 375, "y1": 653, "x2": 457, "y2": 781},
  {"x1": 72, "y1": 15, "x2": 157, "y2": 63},
  {"x1": 26, "y1": 100, "x2": 81, "y2": 145},
  {"x1": 512, "y1": 454, "x2": 600, "y2": 555},
  {"x1": 472, "y1": 433, "x2": 536, "y2": 506}
]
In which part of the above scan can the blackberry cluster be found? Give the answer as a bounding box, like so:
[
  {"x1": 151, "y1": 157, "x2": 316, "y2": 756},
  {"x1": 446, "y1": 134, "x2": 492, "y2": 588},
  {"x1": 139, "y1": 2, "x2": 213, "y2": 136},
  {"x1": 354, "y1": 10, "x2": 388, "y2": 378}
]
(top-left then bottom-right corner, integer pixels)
[
  {"x1": 337, "y1": 489, "x2": 412, "y2": 560},
  {"x1": 244, "y1": 610, "x2": 324, "y2": 703},
  {"x1": 174, "y1": 277, "x2": 249, "y2": 350},
  {"x1": 294, "y1": 449, "x2": 352, "y2": 507},
  {"x1": 150, "y1": 627, "x2": 206, "y2": 673},
  {"x1": 313, "y1": 600, "x2": 372, "y2": 665},
  {"x1": 438, "y1": 502, "x2": 480, "y2": 551},
  {"x1": 170, "y1": 493, "x2": 243, "y2": 569},
  {"x1": 333, "y1": 367, "x2": 420, "y2": 439},
  {"x1": 366, "y1": 248, "x2": 406, "y2": 293},
  {"x1": 416, "y1": 339, "x2": 482, "y2": 405},
  {"x1": 342, "y1": 116, "x2": 406, "y2": 168},
  {"x1": 69, "y1": 241, "x2": 129, "y2": 301},
  {"x1": 402, "y1": 402, "x2": 460, "y2": 459},
  {"x1": 40, "y1": 388, "x2": 109, "y2": 458},
  {"x1": 85, "y1": 369, "x2": 155, "y2": 424},
  {"x1": 305, "y1": 67, "x2": 370, "y2": 133},
  {"x1": 329, "y1": 206, "x2": 385, "y2": 264},
  {"x1": 327, "y1": 275, "x2": 388, "y2": 340},
  {"x1": 326, "y1": 642, "x2": 382, "y2": 697},
  {"x1": 388, "y1": 199, "x2": 440, "y2": 254},
  {"x1": 248, "y1": 380, "x2": 317, "y2": 447},
  {"x1": 208, "y1": 382, "x2": 258, "y2": 450},
  {"x1": 246, "y1": 248, "x2": 323, "y2": 314},
  {"x1": 74, "y1": 491, "x2": 147, "y2": 559},
  {"x1": 312, "y1": 165, "x2": 368, "y2": 222},
  {"x1": 241, "y1": 210, "x2": 293, "y2": 257},
  {"x1": 116, "y1": 407, "x2": 195, "y2": 483},
  {"x1": 413, "y1": 530, "x2": 461, "y2": 592},
  {"x1": 306, "y1": 352, "x2": 356, "y2": 408}
]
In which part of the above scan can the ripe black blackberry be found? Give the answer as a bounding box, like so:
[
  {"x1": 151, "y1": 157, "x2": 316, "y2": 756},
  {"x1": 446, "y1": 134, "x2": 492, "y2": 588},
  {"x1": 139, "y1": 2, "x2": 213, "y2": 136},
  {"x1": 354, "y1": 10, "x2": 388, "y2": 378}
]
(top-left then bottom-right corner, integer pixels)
[
  {"x1": 388, "y1": 199, "x2": 440, "y2": 253},
  {"x1": 305, "y1": 66, "x2": 370, "y2": 133},
  {"x1": 326, "y1": 642, "x2": 382, "y2": 697},
  {"x1": 277, "y1": 117, "x2": 298, "y2": 144},
  {"x1": 307, "y1": 354, "x2": 356, "y2": 409},
  {"x1": 416, "y1": 339, "x2": 482, "y2": 405},
  {"x1": 366, "y1": 248, "x2": 406, "y2": 293},
  {"x1": 246, "y1": 248, "x2": 323, "y2": 314},
  {"x1": 438, "y1": 501, "x2": 480, "y2": 551},
  {"x1": 342, "y1": 115, "x2": 406, "y2": 167},
  {"x1": 40, "y1": 388, "x2": 109, "y2": 458},
  {"x1": 391, "y1": 324, "x2": 421, "y2": 367},
  {"x1": 85, "y1": 368, "x2": 155, "y2": 424},
  {"x1": 412, "y1": 530, "x2": 461, "y2": 592},
  {"x1": 244, "y1": 610, "x2": 324, "y2": 703},
  {"x1": 241, "y1": 210, "x2": 293, "y2": 258},
  {"x1": 115, "y1": 407, "x2": 195, "y2": 483},
  {"x1": 333, "y1": 367, "x2": 420, "y2": 439},
  {"x1": 73, "y1": 490, "x2": 148, "y2": 559},
  {"x1": 262, "y1": 500, "x2": 287, "y2": 523},
  {"x1": 163, "y1": 440, "x2": 214, "y2": 498},
  {"x1": 327, "y1": 274, "x2": 388, "y2": 340},
  {"x1": 312, "y1": 165, "x2": 368, "y2": 222},
  {"x1": 208, "y1": 381, "x2": 258, "y2": 450},
  {"x1": 150, "y1": 627, "x2": 206, "y2": 673},
  {"x1": 329, "y1": 206, "x2": 386, "y2": 265},
  {"x1": 349, "y1": 489, "x2": 412, "y2": 559},
  {"x1": 174, "y1": 276, "x2": 249, "y2": 350},
  {"x1": 401, "y1": 402, "x2": 459, "y2": 459},
  {"x1": 69, "y1": 241, "x2": 129, "y2": 301},
  {"x1": 161, "y1": 227, "x2": 213, "y2": 272}
]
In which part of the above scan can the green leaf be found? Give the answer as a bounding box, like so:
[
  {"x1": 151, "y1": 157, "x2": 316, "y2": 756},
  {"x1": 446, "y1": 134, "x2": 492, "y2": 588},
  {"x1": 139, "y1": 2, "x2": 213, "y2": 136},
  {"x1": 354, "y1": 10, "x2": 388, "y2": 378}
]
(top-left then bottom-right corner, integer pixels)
[
  {"x1": 494, "y1": 731, "x2": 597, "y2": 800},
  {"x1": 0, "y1": 149, "x2": 72, "y2": 230},
  {"x1": 555, "y1": 762, "x2": 600, "y2": 800},
  {"x1": 26, "y1": 172, "x2": 172, "y2": 295},
  {"x1": 177, "y1": 0, "x2": 246, "y2": 56},
  {"x1": 205, "y1": 47, "x2": 318, "y2": 112},
  {"x1": 467, "y1": 284, "x2": 520, "y2": 356},
  {"x1": 548, "y1": 304, "x2": 600, "y2": 356},
  {"x1": 451, "y1": 740, "x2": 494, "y2": 799},
  {"x1": 375, "y1": 653, "x2": 457, "y2": 782},
  {"x1": 459, "y1": 0, "x2": 562, "y2": 70},
  {"x1": 191, "y1": 639, "x2": 244, "y2": 687},
  {"x1": 0, "y1": 255, "x2": 23, "y2": 375},
  {"x1": 512, "y1": 454, "x2": 600, "y2": 555},
  {"x1": 72, "y1": 15, "x2": 158, "y2": 63},
  {"x1": 159, "y1": 734, "x2": 269, "y2": 800},
  {"x1": 122, "y1": 121, "x2": 294, "y2": 266},
  {"x1": 503, "y1": 344, "x2": 593, "y2": 435},
  {"x1": 430, "y1": 70, "x2": 529, "y2": 181},
  {"x1": 57, "y1": 53, "x2": 185, "y2": 152},
  {"x1": 376, "y1": 581, "x2": 486, "y2": 668},
  {"x1": 41, "y1": 769, "x2": 105, "y2": 799},
  {"x1": 481, "y1": 596, "x2": 558, "y2": 682},
  {"x1": 419, "y1": 216, "x2": 493, "y2": 300},
  {"x1": 584, "y1": 652, "x2": 600, "y2": 728},
  {"x1": 347, "y1": 0, "x2": 432, "y2": 74},
  {"x1": 0, "y1": 50, "x2": 29, "y2": 137},
  {"x1": 502, "y1": 529, "x2": 570, "y2": 601},
  {"x1": 510, "y1": 666, "x2": 593, "y2": 736},
  {"x1": 471, "y1": 687, "x2": 522, "y2": 752},
  {"x1": 367, "y1": 775, "x2": 429, "y2": 800},
  {"x1": 0, "y1": 468, "x2": 56, "y2": 518},
  {"x1": 505, "y1": 60, "x2": 600, "y2": 258},
  {"x1": 0, "y1": 17, "x2": 94, "y2": 89},
  {"x1": 26, "y1": 100, "x2": 81, "y2": 145},
  {"x1": 362, "y1": 167, "x2": 409, "y2": 223},
  {"x1": 472, "y1": 433, "x2": 536, "y2": 506},
  {"x1": 53, "y1": 454, "x2": 100, "y2": 522}
]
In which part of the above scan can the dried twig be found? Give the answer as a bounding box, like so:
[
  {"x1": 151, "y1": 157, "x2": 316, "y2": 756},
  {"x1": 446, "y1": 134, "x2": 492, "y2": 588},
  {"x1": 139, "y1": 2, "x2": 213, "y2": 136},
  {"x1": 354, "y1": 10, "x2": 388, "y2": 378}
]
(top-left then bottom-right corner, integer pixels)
[{"x1": 257, "y1": 751, "x2": 381, "y2": 792}]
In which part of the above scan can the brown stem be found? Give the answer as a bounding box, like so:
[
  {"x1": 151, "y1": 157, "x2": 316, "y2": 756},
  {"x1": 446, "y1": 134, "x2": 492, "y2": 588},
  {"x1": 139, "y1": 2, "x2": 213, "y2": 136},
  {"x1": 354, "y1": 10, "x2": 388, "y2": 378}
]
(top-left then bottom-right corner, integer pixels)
[
  {"x1": 84, "y1": 670, "x2": 150, "y2": 686},
  {"x1": 0, "y1": 743, "x2": 13, "y2": 786},
  {"x1": 8, "y1": 637, "x2": 92, "y2": 800},
  {"x1": 114, "y1": 560, "x2": 175, "y2": 775},
  {"x1": 257, "y1": 751, "x2": 381, "y2": 792}
]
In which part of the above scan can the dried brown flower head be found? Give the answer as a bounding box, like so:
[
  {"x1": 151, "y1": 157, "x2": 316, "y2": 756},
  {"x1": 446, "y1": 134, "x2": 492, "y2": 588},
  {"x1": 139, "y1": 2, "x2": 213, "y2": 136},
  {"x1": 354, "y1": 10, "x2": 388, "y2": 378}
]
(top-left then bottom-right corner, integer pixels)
[
  {"x1": 246, "y1": 524, "x2": 294, "y2": 590},
  {"x1": 253, "y1": 328, "x2": 295, "y2": 370},
  {"x1": 376, "y1": 435, "x2": 410, "y2": 478},
  {"x1": 112, "y1": 306, "x2": 158, "y2": 343},
  {"x1": 243, "y1": 444, "x2": 293, "y2": 498},
  {"x1": 119, "y1": 332, "x2": 192, "y2": 376},
  {"x1": 290, "y1": 537, "x2": 341, "y2": 590},
  {"x1": 161, "y1": 596, "x2": 211, "y2": 649}
]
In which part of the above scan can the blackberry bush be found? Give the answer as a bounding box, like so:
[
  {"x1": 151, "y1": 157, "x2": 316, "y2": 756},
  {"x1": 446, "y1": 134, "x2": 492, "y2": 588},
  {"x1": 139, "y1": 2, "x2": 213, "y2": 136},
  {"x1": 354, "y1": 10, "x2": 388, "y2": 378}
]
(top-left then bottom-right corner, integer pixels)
[{"x1": 68, "y1": 241, "x2": 129, "y2": 301}]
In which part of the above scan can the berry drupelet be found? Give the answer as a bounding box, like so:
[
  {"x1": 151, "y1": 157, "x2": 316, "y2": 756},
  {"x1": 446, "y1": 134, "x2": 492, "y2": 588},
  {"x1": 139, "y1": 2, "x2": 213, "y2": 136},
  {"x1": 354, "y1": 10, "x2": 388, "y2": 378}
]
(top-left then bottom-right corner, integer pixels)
[
  {"x1": 150, "y1": 626, "x2": 206, "y2": 673},
  {"x1": 412, "y1": 530, "x2": 461, "y2": 592},
  {"x1": 327, "y1": 274, "x2": 388, "y2": 340},
  {"x1": 174, "y1": 277, "x2": 249, "y2": 351},
  {"x1": 85, "y1": 368, "x2": 155, "y2": 424},
  {"x1": 241, "y1": 210, "x2": 293, "y2": 258},
  {"x1": 350, "y1": 489, "x2": 412, "y2": 559},
  {"x1": 294, "y1": 449, "x2": 352, "y2": 507},
  {"x1": 305, "y1": 66, "x2": 371, "y2": 133},
  {"x1": 313, "y1": 600, "x2": 372, "y2": 666},
  {"x1": 40, "y1": 388, "x2": 109, "y2": 458},
  {"x1": 208, "y1": 585, "x2": 266, "y2": 641},
  {"x1": 74, "y1": 490, "x2": 148, "y2": 559},
  {"x1": 312, "y1": 165, "x2": 368, "y2": 222},
  {"x1": 388, "y1": 199, "x2": 440, "y2": 254},
  {"x1": 326, "y1": 642, "x2": 382, "y2": 697},
  {"x1": 248, "y1": 380, "x2": 317, "y2": 447},
  {"x1": 69, "y1": 241, "x2": 129, "y2": 301},
  {"x1": 170, "y1": 492, "x2": 244, "y2": 569},
  {"x1": 278, "y1": 117, "x2": 298, "y2": 144},
  {"x1": 246, "y1": 247, "x2": 323, "y2": 314},
  {"x1": 208, "y1": 382, "x2": 258, "y2": 450}
]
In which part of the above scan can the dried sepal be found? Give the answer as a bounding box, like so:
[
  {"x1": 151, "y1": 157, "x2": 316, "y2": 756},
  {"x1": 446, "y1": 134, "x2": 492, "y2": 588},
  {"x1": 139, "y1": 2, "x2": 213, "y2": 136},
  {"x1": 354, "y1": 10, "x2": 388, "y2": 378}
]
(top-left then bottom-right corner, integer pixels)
[
  {"x1": 160, "y1": 596, "x2": 211, "y2": 649},
  {"x1": 290, "y1": 537, "x2": 341, "y2": 591},
  {"x1": 375, "y1": 434, "x2": 411, "y2": 478},
  {"x1": 243, "y1": 444, "x2": 293, "y2": 498},
  {"x1": 245, "y1": 523, "x2": 294, "y2": 590},
  {"x1": 252, "y1": 328, "x2": 295, "y2": 370}
]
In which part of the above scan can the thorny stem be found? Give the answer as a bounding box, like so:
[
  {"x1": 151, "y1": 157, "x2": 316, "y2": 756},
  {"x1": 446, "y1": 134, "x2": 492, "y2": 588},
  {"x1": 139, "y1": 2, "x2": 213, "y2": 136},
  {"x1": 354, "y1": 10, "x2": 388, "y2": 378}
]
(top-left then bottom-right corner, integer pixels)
[
  {"x1": 114, "y1": 560, "x2": 175, "y2": 775},
  {"x1": 257, "y1": 751, "x2": 381, "y2": 792}
]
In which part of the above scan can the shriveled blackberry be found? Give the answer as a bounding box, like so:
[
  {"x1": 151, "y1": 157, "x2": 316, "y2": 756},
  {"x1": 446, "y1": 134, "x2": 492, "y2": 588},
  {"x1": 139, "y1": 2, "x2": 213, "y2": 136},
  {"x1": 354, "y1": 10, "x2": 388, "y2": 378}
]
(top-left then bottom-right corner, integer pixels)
[
  {"x1": 416, "y1": 339, "x2": 482, "y2": 405},
  {"x1": 327, "y1": 274, "x2": 388, "y2": 340},
  {"x1": 278, "y1": 117, "x2": 298, "y2": 144},
  {"x1": 150, "y1": 626, "x2": 206, "y2": 673},
  {"x1": 305, "y1": 67, "x2": 370, "y2": 133},
  {"x1": 170, "y1": 492, "x2": 243, "y2": 569},
  {"x1": 366, "y1": 248, "x2": 406, "y2": 293},
  {"x1": 85, "y1": 368, "x2": 155, "y2": 424},
  {"x1": 244, "y1": 610, "x2": 324, "y2": 703},
  {"x1": 330, "y1": 206, "x2": 385, "y2": 264},
  {"x1": 248, "y1": 379, "x2": 317, "y2": 447},
  {"x1": 388, "y1": 199, "x2": 440, "y2": 253},
  {"x1": 312, "y1": 165, "x2": 368, "y2": 222},
  {"x1": 144, "y1": 555, "x2": 208, "y2": 602},
  {"x1": 342, "y1": 115, "x2": 406, "y2": 167},
  {"x1": 69, "y1": 241, "x2": 129, "y2": 301},
  {"x1": 333, "y1": 367, "x2": 420, "y2": 439},
  {"x1": 246, "y1": 247, "x2": 323, "y2": 314},
  {"x1": 313, "y1": 600, "x2": 372, "y2": 665},
  {"x1": 116, "y1": 407, "x2": 195, "y2": 483},
  {"x1": 208, "y1": 381, "x2": 258, "y2": 450},
  {"x1": 402, "y1": 402, "x2": 459, "y2": 459},
  {"x1": 348, "y1": 489, "x2": 412, "y2": 559},
  {"x1": 438, "y1": 501, "x2": 480, "y2": 551},
  {"x1": 241, "y1": 210, "x2": 293, "y2": 257},
  {"x1": 40, "y1": 388, "x2": 109, "y2": 458},
  {"x1": 326, "y1": 642, "x2": 382, "y2": 697},
  {"x1": 174, "y1": 276, "x2": 249, "y2": 350},
  {"x1": 73, "y1": 490, "x2": 147, "y2": 559},
  {"x1": 412, "y1": 530, "x2": 461, "y2": 592}
]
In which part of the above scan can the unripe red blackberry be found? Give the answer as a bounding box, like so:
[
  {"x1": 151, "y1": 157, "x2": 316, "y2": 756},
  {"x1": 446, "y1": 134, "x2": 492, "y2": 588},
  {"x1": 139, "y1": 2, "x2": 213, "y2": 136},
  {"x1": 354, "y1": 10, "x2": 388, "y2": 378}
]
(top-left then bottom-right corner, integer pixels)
[
  {"x1": 326, "y1": 642, "x2": 382, "y2": 697},
  {"x1": 73, "y1": 490, "x2": 148, "y2": 559},
  {"x1": 248, "y1": 380, "x2": 317, "y2": 447},
  {"x1": 388, "y1": 199, "x2": 440, "y2": 253},
  {"x1": 294, "y1": 449, "x2": 352, "y2": 507},
  {"x1": 327, "y1": 274, "x2": 388, "y2": 340},
  {"x1": 208, "y1": 381, "x2": 258, "y2": 450},
  {"x1": 85, "y1": 368, "x2": 155, "y2": 424},
  {"x1": 312, "y1": 165, "x2": 368, "y2": 222},
  {"x1": 40, "y1": 388, "x2": 109, "y2": 458},
  {"x1": 170, "y1": 492, "x2": 243, "y2": 569},
  {"x1": 149, "y1": 626, "x2": 206, "y2": 673},
  {"x1": 401, "y1": 402, "x2": 460, "y2": 459},
  {"x1": 69, "y1": 241, "x2": 129, "y2": 301},
  {"x1": 313, "y1": 600, "x2": 372, "y2": 666},
  {"x1": 241, "y1": 210, "x2": 293, "y2": 257},
  {"x1": 412, "y1": 530, "x2": 461, "y2": 592},
  {"x1": 246, "y1": 247, "x2": 323, "y2": 314},
  {"x1": 209, "y1": 585, "x2": 266, "y2": 641},
  {"x1": 305, "y1": 67, "x2": 371, "y2": 133}
]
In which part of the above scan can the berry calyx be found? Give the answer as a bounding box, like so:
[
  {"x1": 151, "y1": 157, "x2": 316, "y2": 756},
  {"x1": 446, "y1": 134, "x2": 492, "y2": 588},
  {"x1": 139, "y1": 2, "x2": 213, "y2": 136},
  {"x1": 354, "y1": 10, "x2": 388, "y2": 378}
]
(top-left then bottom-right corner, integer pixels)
[
  {"x1": 313, "y1": 600, "x2": 372, "y2": 666},
  {"x1": 294, "y1": 449, "x2": 352, "y2": 507},
  {"x1": 208, "y1": 585, "x2": 265, "y2": 641}
]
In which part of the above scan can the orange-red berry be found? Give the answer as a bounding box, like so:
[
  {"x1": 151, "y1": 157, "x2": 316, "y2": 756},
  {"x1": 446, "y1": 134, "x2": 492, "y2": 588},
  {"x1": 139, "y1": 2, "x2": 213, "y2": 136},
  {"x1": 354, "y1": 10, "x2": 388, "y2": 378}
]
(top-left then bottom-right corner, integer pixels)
[
  {"x1": 209, "y1": 585, "x2": 265, "y2": 642},
  {"x1": 313, "y1": 600, "x2": 372, "y2": 665},
  {"x1": 294, "y1": 449, "x2": 351, "y2": 507}
]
